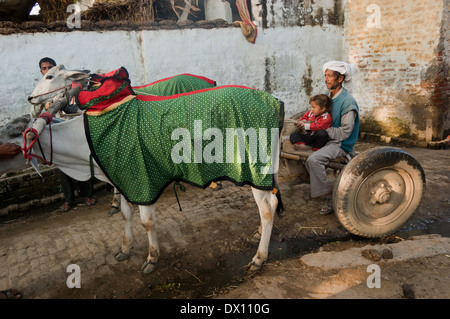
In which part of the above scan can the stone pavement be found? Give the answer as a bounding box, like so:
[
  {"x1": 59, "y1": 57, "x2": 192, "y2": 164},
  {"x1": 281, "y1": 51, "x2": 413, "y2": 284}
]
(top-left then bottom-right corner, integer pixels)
[
  {"x1": 0, "y1": 192, "x2": 144, "y2": 298},
  {"x1": 0, "y1": 182, "x2": 263, "y2": 299}
]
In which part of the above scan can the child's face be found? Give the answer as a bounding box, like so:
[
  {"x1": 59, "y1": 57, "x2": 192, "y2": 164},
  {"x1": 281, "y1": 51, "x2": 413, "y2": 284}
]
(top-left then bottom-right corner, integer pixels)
[{"x1": 310, "y1": 101, "x2": 327, "y2": 117}]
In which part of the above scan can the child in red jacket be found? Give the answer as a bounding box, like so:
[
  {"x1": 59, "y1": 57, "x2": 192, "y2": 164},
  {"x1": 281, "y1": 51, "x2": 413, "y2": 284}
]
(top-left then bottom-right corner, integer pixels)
[{"x1": 290, "y1": 94, "x2": 332, "y2": 151}]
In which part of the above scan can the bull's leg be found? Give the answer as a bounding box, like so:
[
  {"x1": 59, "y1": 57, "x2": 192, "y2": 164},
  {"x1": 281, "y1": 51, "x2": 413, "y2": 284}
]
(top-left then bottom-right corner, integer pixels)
[
  {"x1": 114, "y1": 195, "x2": 134, "y2": 261},
  {"x1": 108, "y1": 187, "x2": 121, "y2": 215},
  {"x1": 138, "y1": 204, "x2": 160, "y2": 274},
  {"x1": 249, "y1": 188, "x2": 277, "y2": 270}
]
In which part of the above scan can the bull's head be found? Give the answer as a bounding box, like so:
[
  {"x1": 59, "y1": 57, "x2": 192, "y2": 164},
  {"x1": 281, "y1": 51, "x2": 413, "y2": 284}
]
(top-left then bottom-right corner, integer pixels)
[{"x1": 28, "y1": 64, "x2": 90, "y2": 105}]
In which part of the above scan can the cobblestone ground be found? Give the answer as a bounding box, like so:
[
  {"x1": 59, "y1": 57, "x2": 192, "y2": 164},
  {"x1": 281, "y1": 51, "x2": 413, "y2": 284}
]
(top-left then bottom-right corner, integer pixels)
[
  {"x1": 0, "y1": 182, "x2": 272, "y2": 298},
  {"x1": 0, "y1": 193, "x2": 126, "y2": 298}
]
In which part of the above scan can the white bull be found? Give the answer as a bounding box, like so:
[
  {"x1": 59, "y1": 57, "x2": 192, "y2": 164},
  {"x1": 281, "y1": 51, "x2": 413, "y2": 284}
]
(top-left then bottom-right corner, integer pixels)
[
  {"x1": 1, "y1": 115, "x2": 280, "y2": 273},
  {"x1": 1, "y1": 67, "x2": 282, "y2": 274}
]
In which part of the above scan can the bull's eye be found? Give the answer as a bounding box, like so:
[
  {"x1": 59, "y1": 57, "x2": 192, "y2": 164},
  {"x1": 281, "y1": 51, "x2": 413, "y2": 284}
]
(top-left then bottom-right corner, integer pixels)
[{"x1": 46, "y1": 75, "x2": 53, "y2": 79}]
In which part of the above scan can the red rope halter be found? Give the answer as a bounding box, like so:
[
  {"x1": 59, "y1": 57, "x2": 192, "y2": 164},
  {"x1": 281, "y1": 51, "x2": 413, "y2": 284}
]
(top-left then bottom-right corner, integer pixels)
[
  {"x1": 30, "y1": 84, "x2": 72, "y2": 98},
  {"x1": 22, "y1": 112, "x2": 54, "y2": 166}
]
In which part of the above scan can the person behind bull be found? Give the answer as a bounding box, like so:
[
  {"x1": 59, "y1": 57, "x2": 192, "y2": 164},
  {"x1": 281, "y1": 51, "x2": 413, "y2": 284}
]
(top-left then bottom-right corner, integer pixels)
[
  {"x1": 39, "y1": 57, "x2": 56, "y2": 75},
  {"x1": 304, "y1": 61, "x2": 360, "y2": 215},
  {"x1": 38, "y1": 57, "x2": 96, "y2": 212}
]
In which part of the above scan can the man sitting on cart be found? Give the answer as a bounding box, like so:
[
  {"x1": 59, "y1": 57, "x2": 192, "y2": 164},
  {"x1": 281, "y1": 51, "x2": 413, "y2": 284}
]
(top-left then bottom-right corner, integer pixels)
[{"x1": 305, "y1": 61, "x2": 360, "y2": 215}]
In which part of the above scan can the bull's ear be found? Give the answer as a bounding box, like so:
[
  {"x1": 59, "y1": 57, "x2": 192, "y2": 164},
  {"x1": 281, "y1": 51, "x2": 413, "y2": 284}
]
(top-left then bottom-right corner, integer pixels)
[
  {"x1": 55, "y1": 64, "x2": 65, "y2": 71},
  {"x1": 65, "y1": 69, "x2": 90, "y2": 81}
]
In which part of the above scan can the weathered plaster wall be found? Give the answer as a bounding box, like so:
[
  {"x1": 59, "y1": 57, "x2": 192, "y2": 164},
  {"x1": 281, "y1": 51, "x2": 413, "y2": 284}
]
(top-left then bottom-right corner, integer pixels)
[
  {"x1": 344, "y1": 0, "x2": 449, "y2": 141},
  {"x1": 253, "y1": 0, "x2": 344, "y2": 28},
  {"x1": 0, "y1": 16, "x2": 344, "y2": 127}
]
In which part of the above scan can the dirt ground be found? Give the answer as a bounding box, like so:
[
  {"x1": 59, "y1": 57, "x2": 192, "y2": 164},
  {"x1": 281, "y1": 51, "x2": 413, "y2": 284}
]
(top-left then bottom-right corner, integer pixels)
[{"x1": 0, "y1": 141, "x2": 449, "y2": 301}]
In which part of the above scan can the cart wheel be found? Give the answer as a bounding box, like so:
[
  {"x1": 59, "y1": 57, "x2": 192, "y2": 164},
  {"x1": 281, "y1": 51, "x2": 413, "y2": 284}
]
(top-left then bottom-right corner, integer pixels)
[{"x1": 333, "y1": 147, "x2": 425, "y2": 238}]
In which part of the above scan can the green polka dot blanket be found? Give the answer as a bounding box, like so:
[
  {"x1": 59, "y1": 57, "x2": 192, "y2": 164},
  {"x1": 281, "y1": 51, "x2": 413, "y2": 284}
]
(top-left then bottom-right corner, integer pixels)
[
  {"x1": 80, "y1": 69, "x2": 284, "y2": 205},
  {"x1": 132, "y1": 73, "x2": 216, "y2": 96}
]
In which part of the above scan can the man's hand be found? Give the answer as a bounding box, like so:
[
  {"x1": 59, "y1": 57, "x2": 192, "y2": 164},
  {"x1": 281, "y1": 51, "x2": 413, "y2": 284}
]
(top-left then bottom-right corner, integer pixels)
[{"x1": 0, "y1": 143, "x2": 22, "y2": 159}]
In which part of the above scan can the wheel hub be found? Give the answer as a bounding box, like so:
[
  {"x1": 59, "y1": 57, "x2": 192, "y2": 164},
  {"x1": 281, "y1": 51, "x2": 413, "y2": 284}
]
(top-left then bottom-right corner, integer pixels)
[
  {"x1": 355, "y1": 169, "x2": 410, "y2": 221},
  {"x1": 370, "y1": 183, "x2": 392, "y2": 205}
]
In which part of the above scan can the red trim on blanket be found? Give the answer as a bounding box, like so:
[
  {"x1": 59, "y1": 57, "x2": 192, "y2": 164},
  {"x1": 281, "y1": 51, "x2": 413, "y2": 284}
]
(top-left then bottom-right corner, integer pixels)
[
  {"x1": 136, "y1": 85, "x2": 258, "y2": 102},
  {"x1": 95, "y1": 67, "x2": 129, "y2": 80},
  {"x1": 133, "y1": 73, "x2": 216, "y2": 89},
  {"x1": 84, "y1": 94, "x2": 133, "y2": 113}
]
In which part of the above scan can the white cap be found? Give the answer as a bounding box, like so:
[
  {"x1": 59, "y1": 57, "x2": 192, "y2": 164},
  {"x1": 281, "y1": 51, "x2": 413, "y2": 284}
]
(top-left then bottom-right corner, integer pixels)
[{"x1": 323, "y1": 61, "x2": 356, "y2": 91}]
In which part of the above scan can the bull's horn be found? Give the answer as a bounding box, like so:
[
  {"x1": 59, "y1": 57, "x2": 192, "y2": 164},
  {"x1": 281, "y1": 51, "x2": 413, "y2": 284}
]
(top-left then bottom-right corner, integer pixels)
[{"x1": 30, "y1": 157, "x2": 42, "y2": 177}]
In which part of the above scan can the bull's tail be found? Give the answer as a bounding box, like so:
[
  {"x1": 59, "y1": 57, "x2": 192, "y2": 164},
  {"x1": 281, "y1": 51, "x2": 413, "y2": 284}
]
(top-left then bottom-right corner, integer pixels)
[
  {"x1": 275, "y1": 100, "x2": 285, "y2": 215},
  {"x1": 274, "y1": 184, "x2": 284, "y2": 215}
]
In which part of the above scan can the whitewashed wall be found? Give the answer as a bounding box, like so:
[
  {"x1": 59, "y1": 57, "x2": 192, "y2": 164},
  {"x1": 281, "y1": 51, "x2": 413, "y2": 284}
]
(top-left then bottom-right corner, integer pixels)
[{"x1": 0, "y1": 25, "x2": 343, "y2": 126}]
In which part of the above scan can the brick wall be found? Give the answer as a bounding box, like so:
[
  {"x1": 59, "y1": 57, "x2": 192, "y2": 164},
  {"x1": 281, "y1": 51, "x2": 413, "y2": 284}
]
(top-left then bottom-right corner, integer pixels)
[
  {"x1": 0, "y1": 166, "x2": 105, "y2": 215},
  {"x1": 440, "y1": 0, "x2": 450, "y2": 138},
  {"x1": 0, "y1": 167, "x2": 61, "y2": 214},
  {"x1": 345, "y1": 0, "x2": 449, "y2": 141}
]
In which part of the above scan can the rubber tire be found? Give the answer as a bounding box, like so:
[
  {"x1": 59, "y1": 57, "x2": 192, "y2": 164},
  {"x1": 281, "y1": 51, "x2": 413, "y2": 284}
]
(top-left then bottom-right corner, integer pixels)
[{"x1": 333, "y1": 147, "x2": 425, "y2": 238}]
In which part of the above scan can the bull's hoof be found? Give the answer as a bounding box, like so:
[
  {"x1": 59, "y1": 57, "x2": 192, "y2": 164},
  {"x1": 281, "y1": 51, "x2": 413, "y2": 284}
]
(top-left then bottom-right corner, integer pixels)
[
  {"x1": 245, "y1": 260, "x2": 263, "y2": 273},
  {"x1": 108, "y1": 206, "x2": 120, "y2": 216},
  {"x1": 114, "y1": 250, "x2": 130, "y2": 261},
  {"x1": 140, "y1": 260, "x2": 157, "y2": 274}
]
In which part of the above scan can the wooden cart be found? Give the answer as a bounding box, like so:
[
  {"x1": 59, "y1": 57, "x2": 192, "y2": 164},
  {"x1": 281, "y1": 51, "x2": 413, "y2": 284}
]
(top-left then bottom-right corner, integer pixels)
[{"x1": 280, "y1": 119, "x2": 426, "y2": 238}]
